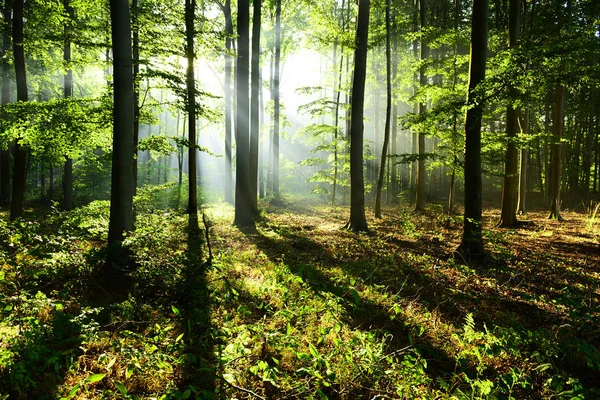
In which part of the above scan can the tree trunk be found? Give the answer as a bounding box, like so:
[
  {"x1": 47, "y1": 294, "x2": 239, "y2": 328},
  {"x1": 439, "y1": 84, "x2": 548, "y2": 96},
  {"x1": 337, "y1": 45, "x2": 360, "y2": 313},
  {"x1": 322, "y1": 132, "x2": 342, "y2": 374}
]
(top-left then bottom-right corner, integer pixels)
[
  {"x1": 132, "y1": 0, "x2": 140, "y2": 198},
  {"x1": 0, "y1": 0, "x2": 12, "y2": 207},
  {"x1": 185, "y1": 0, "x2": 198, "y2": 217},
  {"x1": 249, "y1": 0, "x2": 261, "y2": 213},
  {"x1": 107, "y1": 0, "x2": 135, "y2": 244},
  {"x1": 234, "y1": 0, "x2": 254, "y2": 227},
  {"x1": 223, "y1": 0, "x2": 233, "y2": 203},
  {"x1": 414, "y1": 0, "x2": 428, "y2": 212},
  {"x1": 62, "y1": 0, "x2": 74, "y2": 211},
  {"x1": 499, "y1": 0, "x2": 520, "y2": 226},
  {"x1": 549, "y1": 84, "x2": 564, "y2": 220},
  {"x1": 272, "y1": 0, "x2": 281, "y2": 202},
  {"x1": 517, "y1": 110, "x2": 528, "y2": 214},
  {"x1": 375, "y1": 0, "x2": 392, "y2": 219},
  {"x1": 345, "y1": 0, "x2": 370, "y2": 232},
  {"x1": 10, "y1": 0, "x2": 27, "y2": 221},
  {"x1": 457, "y1": 0, "x2": 489, "y2": 259}
]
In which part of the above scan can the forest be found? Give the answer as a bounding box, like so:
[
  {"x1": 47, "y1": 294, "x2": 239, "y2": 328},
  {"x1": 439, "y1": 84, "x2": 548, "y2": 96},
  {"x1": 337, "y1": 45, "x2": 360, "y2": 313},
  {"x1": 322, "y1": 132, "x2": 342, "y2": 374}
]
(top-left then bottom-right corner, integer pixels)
[{"x1": 0, "y1": 0, "x2": 599, "y2": 398}]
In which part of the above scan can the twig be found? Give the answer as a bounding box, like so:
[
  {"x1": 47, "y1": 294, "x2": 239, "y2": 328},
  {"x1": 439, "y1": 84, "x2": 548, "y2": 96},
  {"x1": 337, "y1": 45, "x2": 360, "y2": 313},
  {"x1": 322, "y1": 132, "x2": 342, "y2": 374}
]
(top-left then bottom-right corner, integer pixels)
[
  {"x1": 216, "y1": 376, "x2": 266, "y2": 400},
  {"x1": 202, "y1": 213, "x2": 213, "y2": 265}
]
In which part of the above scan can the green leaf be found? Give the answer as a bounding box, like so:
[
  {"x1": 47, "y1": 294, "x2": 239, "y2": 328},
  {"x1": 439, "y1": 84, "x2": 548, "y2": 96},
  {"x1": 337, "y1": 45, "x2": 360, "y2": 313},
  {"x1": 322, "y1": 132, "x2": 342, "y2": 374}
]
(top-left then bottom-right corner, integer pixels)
[
  {"x1": 106, "y1": 356, "x2": 117, "y2": 370},
  {"x1": 349, "y1": 289, "x2": 361, "y2": 305},
  {"x1": 172, "y1": 305, "x2": 180, "y2": 316},
  {"x1": 67, "y1": 384, "x2": 80, "y2": 399},
  {"x1": 176, "y1": 333, "x2": 185, "y2": 342},
  {"x1": 85, "y1": 373, "x2": 106, "y2": 383},
  {"x1": 309, "y1": 343, "x2": 319, "y2": 358},
  {"x1": 182, "y1": 389, "x2": 192, "y2": 399},
  {"x1": 114, "y1": 380, "x2": 128, "y2": 396}
]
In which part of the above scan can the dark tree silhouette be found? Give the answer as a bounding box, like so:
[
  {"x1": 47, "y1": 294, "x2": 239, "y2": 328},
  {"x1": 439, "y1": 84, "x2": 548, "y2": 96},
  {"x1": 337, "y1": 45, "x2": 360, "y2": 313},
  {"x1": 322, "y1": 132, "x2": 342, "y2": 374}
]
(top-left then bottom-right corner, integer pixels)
[
  {"x1": 107, "y1": 0, "x2": 135, "y2": 244},
  {"x1": 345, "y1": 0, "x2": 370, "y2": 233},
  {"x1": 457, "y1": 0, "x2": 489, "y2": 259}
]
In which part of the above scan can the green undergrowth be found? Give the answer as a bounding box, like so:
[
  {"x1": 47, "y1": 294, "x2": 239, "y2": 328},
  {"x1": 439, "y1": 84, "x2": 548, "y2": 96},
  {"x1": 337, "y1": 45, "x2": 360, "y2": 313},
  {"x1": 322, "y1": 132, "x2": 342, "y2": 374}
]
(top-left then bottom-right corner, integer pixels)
[{"x1": 1, "y1": 196, "x2": 599, "y2": 399}]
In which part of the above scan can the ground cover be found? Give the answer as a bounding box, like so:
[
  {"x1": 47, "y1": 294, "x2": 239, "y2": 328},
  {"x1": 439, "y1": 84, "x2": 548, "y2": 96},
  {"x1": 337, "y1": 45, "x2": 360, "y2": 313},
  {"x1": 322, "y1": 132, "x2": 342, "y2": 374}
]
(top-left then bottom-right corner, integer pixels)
[{"x1": 0, "y1": 197, "x2": 598, "y2": 399}]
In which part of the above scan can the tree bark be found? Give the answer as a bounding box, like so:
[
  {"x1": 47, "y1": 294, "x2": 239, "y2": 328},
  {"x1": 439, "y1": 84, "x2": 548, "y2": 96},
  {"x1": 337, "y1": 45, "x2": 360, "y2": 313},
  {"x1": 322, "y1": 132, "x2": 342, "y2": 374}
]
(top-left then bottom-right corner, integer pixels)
[
  {"x1": 132, "y1": 0, "x2": 140, "y2": 198},
  {"x1": 62, "y1": 0, "x2": 74, "y2": 211},
  {"x1": 185, "y1": 0, "x2": 198, "y2": 217},
  {"x1": 223, "y1": 0, "x2": 234, "y2": 204},
  {"x1": 414, "y1": 0, "x2": 428, "y2": 212},
  {"x1": 249, "y1": 0, "x2": 261, "y2": 213},
  {"x1": 10, "y1": 0, "x2": 27, "y2": 220},
  {"x1": 345, "y1": 0, "x2": 370, "y2": 232},
  {"x1": 272, "y1": 0, "x2": 281, "y2": 202},
  {"x1": 234, "y1": 0, "x2": 254, "y2": 227},
  {"x1": 517, "y1": 111, "x2": 528, "y2": 214},
  {"x1": 549, "y1": 84, "x2": 564, "y2": 220},
  {"x1": 375, "y1": 0, "x2": 392, "y2": 219},
  {"x1": 457, "y1": 0, "x2": 489, "y2": 259},
  {"x1": 107, "y1": 0, "x2": 135, "y2": 244},
  {"x1": 499, "y1": 0, "x2": 520, "y2": 226}
]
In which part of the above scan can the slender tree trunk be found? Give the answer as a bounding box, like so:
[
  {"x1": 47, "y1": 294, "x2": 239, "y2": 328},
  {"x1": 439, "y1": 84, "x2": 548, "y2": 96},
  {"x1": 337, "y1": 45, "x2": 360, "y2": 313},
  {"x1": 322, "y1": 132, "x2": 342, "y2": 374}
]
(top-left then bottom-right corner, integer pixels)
[
  {"x1": 1, "y1": 0, "x2": 11, "y2": 207},
  {"x1": 234, "y1": 0, "x2": 254, "y2": 226},
  {"x1": 549, "y1": 84, "x2": 564, "y2": 220},
  {"x1": 499, "y1": 0, "x2": 520, "y2": 226},
  {"x1": 132, "y1": 0, "x2": 140, "y2": 197},
  {"x1": 517, "y1": 110, "x2": 528, "y2": 214},
  {"x1": 272, "y1": 0, "x2": 281, "y2": 202},
  {"x1": 185, "y1": 0, "x2": 198, "y2": 217},
  {"x1": 10, "y1": 0, "x2": 27, "y2": 220},
  {"x1": 414, "y1": 0, "x2": 428, "y2": 212},
  {"x1": 457, "y1": 0, "x2": 489, "y2": 259},
  {"x1": 249, "y1": 0, "x2": 261, "y2": 213},
  {"x1": 62, "y1": 0, "x2": 74, "y2": 210},
  {"x1": 107, "y1": 0, "x2": 135, "y2": 244},
  {"x1": 375, "y1": 0, "x2": 392, "y2": 218},
  {"x1": 223, "y1": 0, "x2": 233, "y2": 203},
  {"x1": 332, "y1": 0, "x2": 346, "y2": 206},
  {"x1": 345, "y1": 0, "x2": 370, "y2": 232}
]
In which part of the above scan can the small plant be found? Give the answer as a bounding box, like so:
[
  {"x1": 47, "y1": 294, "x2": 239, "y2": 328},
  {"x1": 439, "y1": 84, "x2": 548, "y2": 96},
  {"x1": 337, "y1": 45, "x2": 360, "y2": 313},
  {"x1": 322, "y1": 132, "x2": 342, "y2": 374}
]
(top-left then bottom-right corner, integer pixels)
[{"x1": 585, "y1": 202, "x2": 600, "y2": 237}]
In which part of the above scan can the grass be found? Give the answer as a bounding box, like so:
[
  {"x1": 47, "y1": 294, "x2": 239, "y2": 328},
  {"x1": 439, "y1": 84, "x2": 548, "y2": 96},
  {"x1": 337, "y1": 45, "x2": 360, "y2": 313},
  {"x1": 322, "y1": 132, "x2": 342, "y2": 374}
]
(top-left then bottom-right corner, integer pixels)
[{"x1": 1, "y1": 193, "x2": 599, "y2": 399}]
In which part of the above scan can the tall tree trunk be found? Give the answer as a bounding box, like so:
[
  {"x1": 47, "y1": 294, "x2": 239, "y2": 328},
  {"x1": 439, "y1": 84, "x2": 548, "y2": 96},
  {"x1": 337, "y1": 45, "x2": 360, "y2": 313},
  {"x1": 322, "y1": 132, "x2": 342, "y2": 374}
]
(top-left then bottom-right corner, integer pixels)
[
  {"x1": 345, "y1": 0, "x2": 370, "y2": 232},
  {"x1": 107, "y1": 0, "x2": 135, "y2": 244},
  {"x1": 223, "y1": 0, "x2": 233, "y2": 203},
  {"x1": 234, "y1": 0, "x2": 254, "y2": 226},
  {"x1": 375, "y1": 0, "x2": 392, "y2": 218},
  {"x1": 549, "y1": 84, "x2": 564, "y2": 220},
  {"x1": 517, "y1": 110, "x2": 528, "y2": 214},
  {"x1": 132, "y1": 0, "x2": 140, "y2": 197},
  {"x1": 62, "y1": 0, "x2": 74, "y2": 210},
  {"x1": 499, "y1": 0, "x2": 520, "y2": 226},
  {"x1": 1, "y1": 0, "x2": 11, "y2": 207},
  {"x1": 10, "y1": 0, "x2": 27, "y2": 220},
  {"x1": 272, "y1": 0, "x2": 281, "y2": 202},
  {"x1": 414, "y1": 0, "x2": 428, "y2": 212},
  {"x1": 457, "y1": 0, "x2": 489, "y2": 259},
  {"x1": 249, "y1": 0, "x2": 261, "y2": 213},
  {"x1": 185, "y1": 0, "x2": 198, "y2": 217}
]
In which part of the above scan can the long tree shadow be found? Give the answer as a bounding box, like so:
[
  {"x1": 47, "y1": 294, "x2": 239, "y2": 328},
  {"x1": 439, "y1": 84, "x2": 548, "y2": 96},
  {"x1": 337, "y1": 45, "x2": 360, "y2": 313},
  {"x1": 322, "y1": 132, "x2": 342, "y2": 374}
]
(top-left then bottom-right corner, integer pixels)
[
  {"x1": 246, "y1": 215, "x2": 600, "y2": 396},
  {"x1": 175, "y1": 213, "x2": 216, "y2": 394}
]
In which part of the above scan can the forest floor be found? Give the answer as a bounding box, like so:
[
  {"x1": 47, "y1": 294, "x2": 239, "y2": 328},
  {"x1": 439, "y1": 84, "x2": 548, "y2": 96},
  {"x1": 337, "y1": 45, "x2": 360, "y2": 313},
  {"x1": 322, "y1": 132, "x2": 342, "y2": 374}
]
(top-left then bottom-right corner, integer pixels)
[{"x1": 0, "y1": 194, "x2": 599, "y2": 399}]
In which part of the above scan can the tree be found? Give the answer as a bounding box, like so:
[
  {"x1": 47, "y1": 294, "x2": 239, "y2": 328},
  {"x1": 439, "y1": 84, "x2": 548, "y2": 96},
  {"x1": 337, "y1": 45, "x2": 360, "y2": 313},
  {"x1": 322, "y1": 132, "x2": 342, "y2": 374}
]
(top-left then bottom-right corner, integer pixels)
[
  {"x1": 249, "y1": 0, "x2": 261, "y2": 213},
  {"x1": 234, "y1": 0, "x2": 254, "y2": 227},
  {"x1": 271, "y1": 0, "x2": 281, "y2": 202},
  {"x1": 414, "y1": 0, "x2": 428, "y2": 212},
  {"x1": 62, "y1": 0, "x2": 75, "y2": 211},
  {"x1": 457, "y1": 0, "x2": 489, "y2": 259},
  {"x1": 499, "y1": 0, "x2": 520, "y2": 227},
  {"x1": 0, "y1": 0, "x2": 11, "y2": 207},
  {"x1": 548, "y1": 84, "x2": 564, "y2": 220},
  {"x1": 220, "y1": 0, "x2": 234, "y2": 204},
  {"x1": 374, "y1": 0, "x2": 392, "y2": 218},
  {"x1": 345, "y1": 0, "x2": 370, "y2": 232},
  {"x1": 185, "y1": 0, "x2": 198, "y2": 217},
  {"x1": 10, "y1": 0, "x2": 27, "y2": 221},
  {"x1": 107, "y1": 0, "x2": 135, "y2": 245}
]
